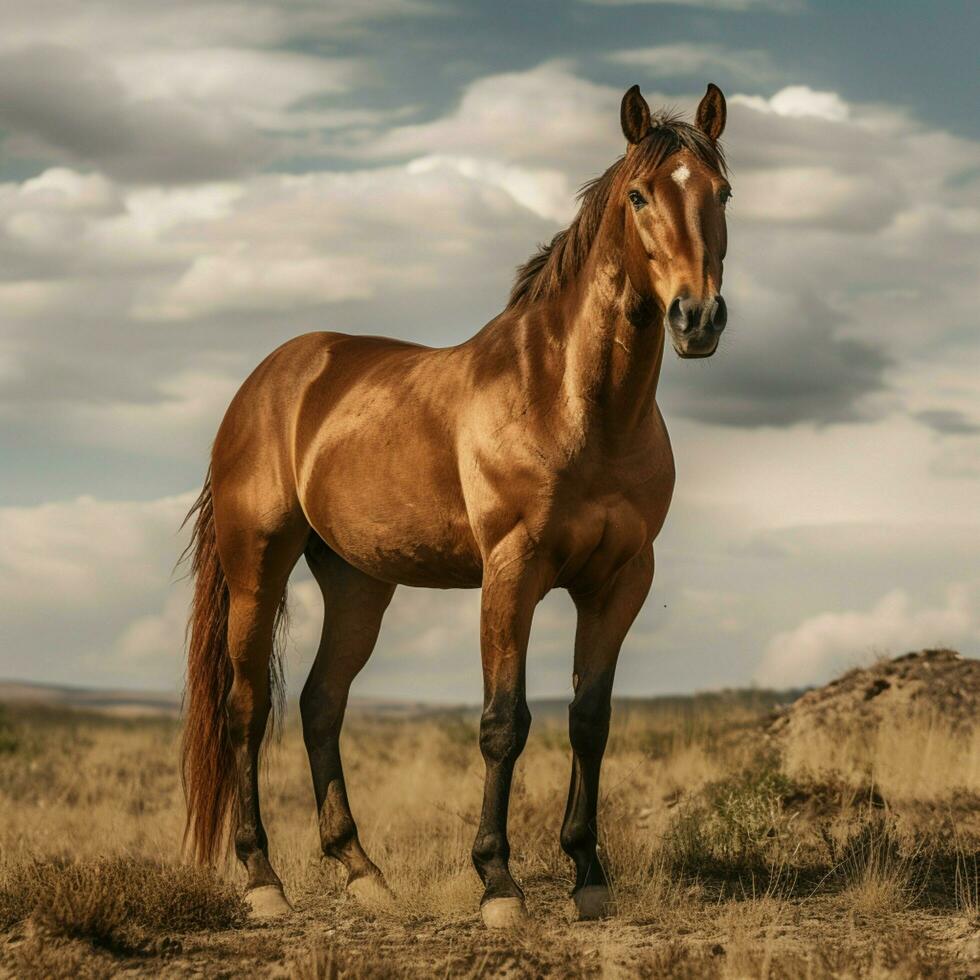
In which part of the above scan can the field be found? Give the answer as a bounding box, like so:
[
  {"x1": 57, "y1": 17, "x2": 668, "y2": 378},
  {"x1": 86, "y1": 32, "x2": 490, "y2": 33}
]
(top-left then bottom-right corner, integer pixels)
[{"x1": 2, "y1": 660, "x2": 980, "y2": 978}]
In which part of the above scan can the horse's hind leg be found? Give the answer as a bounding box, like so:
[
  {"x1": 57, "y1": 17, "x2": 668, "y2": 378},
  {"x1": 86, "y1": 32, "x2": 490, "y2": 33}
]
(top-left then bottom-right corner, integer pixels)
[
  {"x1": 300, "y1": 540, "x2": 396, "y2": 903},
  {"x1": 218, "y1": 509, "x2": 308, "y2": 917}
]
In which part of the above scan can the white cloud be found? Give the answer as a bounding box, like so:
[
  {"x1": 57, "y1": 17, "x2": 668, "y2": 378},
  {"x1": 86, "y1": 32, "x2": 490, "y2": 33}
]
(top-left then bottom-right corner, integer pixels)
[
  {"x1": 115, "y1": 586, "x2": 191, "y2": 664},
  {"x1": 732, "y1": 166, "x2": 894, "y2": 228},
  {"x1": 755, "y1": 582, "x2": 980, "y2": 688},
  {"x1": 733, "y1": 85, "x2": 849, "y2": 122},
  {"x1": 406, "y1": 155, "x2": 575, "y2": 223},
  {"x1": 0, "y1": 492, "x2": 192, "y2": 610},
  {"x1": 61, "y1": 370, "x2": 241, "y2": 459},
  {"x1": 609, "y1": 43, "x2": 780, "y2": 86},
  {"x1": 365, "y1": 63, "x2": 627, "y2": 172},
  {"x1": 110, "y1": 47, "x2": 354, "y2": 112},
  {"x1": 0, "y1": 0, "x2": 429, "y2": 55},
  {"x1": 142, "y1": 251, "x2": 377, "y2": 320}
]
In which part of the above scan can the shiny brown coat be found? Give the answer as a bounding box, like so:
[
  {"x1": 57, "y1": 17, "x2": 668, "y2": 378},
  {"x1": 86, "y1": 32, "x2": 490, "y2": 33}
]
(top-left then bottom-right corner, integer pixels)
[{"x1": 181, "y1": 82, "x2": 731, "y2": 926}]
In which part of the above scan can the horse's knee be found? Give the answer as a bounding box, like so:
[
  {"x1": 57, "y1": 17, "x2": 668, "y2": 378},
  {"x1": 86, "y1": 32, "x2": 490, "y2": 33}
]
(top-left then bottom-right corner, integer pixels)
[
  {"x1": 225, "y1": 678, "x2": 271, "y2": 745},
  {"x1": 299, "y1": 689, "x2": 343, "y2": 749},
  {"x1": 568, "y1": 686, "x2": 612, "y2": 759},
  {"x1": 479, "y1": 699, "x2": 531, "y2": 765}
]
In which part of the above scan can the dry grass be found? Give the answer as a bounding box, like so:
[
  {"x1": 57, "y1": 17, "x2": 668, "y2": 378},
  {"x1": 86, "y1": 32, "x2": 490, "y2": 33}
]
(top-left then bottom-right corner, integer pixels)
[
  {"x1": 781, "y1": 708, "x2": 980, "y2": 800},
  {"x1": 1, "y1": 691, "x2": 978, "y2": 978}
]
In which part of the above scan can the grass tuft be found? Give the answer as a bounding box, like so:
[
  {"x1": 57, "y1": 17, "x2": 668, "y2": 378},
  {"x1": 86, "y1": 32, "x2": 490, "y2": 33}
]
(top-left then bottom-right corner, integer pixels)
[{"x1": 0, "y1": 857, "x2": 246, "y2": 948}]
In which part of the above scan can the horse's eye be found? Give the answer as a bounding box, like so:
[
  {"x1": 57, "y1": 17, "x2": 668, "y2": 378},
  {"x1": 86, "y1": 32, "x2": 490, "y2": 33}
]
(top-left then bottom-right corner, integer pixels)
[
  {"x1": 719, "y1": 187, "x2": 732, "y2": 206},
  {"x1": 628, "y1": 190, "x2": 647, "y2": 211}
]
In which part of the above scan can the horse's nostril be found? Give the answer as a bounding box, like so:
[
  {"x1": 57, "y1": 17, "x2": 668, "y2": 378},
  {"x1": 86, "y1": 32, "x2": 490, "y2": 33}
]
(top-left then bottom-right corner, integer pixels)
[
  {"x1": 668, "y1": 297, "x2": 697, "y2": 334},
  {"x1": 711, "y1": 295, "x2": 728, "y2": 332}
]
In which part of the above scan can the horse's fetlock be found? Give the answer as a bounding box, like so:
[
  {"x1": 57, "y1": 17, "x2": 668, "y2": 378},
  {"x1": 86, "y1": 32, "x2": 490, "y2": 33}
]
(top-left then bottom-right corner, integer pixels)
[
  {"x1": 235, "y1": 823, "x2": 267, "y2": 862},
  {"x1": 472, "y1": 831, "x2": 509, "y2": 871},
  {"x1": 320, "y1": 812, "x2": 358, "y2": 858}
]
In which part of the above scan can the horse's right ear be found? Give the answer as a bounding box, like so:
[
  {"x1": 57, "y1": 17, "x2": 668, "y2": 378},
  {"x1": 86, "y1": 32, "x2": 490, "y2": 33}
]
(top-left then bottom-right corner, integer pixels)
[{"x1": 621, "y1": 84, "x2": 652, "y2": 145}]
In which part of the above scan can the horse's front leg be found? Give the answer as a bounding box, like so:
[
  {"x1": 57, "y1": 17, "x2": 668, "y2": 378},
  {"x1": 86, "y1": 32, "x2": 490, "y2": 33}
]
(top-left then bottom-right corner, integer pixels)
[
  {"x1": 562, "y1": 545, "x2": 654, "y2": 919},
  {"x1": 472, "y1": 536, "x2": 549, "y2": 928}
]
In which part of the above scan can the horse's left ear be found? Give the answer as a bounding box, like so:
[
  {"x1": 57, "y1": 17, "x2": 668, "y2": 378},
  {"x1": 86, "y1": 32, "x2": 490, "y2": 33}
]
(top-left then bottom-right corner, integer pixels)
[
  {"x1": 621, "y1": 84, "x2": 653, "y2": 145},
  {"x1": 695, "y1": 83, "x2": 726, "y2": 141}
]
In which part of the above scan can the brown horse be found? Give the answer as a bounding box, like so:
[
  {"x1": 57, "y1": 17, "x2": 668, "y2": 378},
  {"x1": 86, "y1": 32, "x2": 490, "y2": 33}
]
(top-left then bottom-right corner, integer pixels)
[{"x1": 181, "y1": 82, "x2": 730, "y2": 927}]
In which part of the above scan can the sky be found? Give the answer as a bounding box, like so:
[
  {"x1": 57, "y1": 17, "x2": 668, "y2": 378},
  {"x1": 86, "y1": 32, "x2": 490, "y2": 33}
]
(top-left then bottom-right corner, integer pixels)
[{"x1": 0, "y1": 0, "x2": 977, "y2": 702}]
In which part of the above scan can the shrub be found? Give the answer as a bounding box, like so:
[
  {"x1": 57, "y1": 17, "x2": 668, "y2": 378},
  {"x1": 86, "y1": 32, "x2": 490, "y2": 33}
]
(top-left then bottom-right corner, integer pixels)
[{"x1": 0, "y1": 857, "x2": 246, "y2": 951}]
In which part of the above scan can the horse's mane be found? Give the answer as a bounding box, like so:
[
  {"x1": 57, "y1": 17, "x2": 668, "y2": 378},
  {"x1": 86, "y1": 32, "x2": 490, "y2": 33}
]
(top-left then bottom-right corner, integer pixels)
[{"x1": 507, "y1": 112, "x2": 727, "y2": 310}]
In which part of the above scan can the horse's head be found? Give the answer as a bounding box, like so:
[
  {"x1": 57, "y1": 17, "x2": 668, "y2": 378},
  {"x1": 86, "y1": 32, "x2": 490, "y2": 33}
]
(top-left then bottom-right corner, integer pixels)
[{"x1": 619, "y1": 83, "x2": 730, "y2": 359}]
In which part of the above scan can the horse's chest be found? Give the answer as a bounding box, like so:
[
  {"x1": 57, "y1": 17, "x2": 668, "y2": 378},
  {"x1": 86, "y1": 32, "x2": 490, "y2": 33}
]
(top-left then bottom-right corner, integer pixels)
[
  {"x1": 548, "y1": 496, "x2": 651, "y2": 592},
  {"x1": 547, "y1": 452, "x2": 675, "y2": 590}
]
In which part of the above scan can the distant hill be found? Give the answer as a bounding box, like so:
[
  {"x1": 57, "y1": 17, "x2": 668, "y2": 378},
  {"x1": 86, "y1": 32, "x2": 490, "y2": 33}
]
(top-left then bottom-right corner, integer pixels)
[
  {"x1": 0, "y1": 680, "x2": 465, "y2": 720},
  {"x1": 0, "y1": 679, "x2": 806, "y2": 721},
  {"x1": 0, "y1": 680, "x2": 180, "y2": 718}
]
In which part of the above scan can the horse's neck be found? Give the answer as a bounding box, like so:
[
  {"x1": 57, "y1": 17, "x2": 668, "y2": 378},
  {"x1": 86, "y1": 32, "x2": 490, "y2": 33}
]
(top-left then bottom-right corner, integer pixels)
[{"x1": 553, "y1": 256, "x2": 666, "y2": 441}]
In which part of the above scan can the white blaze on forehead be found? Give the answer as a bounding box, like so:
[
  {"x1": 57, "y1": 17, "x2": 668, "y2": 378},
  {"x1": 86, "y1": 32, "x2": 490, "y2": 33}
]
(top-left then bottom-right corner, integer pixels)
[{"x1": 671, "y1": 163, "x2": 691, "y2": 187}]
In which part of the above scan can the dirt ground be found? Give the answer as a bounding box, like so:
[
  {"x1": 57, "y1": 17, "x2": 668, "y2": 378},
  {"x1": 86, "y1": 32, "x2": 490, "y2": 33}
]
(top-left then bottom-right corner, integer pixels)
[{"x1": 2, "y1": 652, "x2": 979, "y2": 978}]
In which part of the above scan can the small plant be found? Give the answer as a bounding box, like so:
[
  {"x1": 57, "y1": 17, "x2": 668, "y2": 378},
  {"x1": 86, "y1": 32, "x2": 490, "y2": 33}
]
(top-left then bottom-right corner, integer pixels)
[
  {"x1": 0, "y1": 857, "x2": 246, "y2": 951},
  {"x1": 832, "y1": 820, "x2": 924, "y2": 916},
  {"x1": 954, "y1": 849, "x2": 980, "y2": 921},
  {"x1": 666, "y1": 762, "x2": 801, "y2": 872}
]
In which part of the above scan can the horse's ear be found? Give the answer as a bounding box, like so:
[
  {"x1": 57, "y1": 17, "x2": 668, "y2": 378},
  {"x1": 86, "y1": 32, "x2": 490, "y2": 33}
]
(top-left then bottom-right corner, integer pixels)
[
  {"x1": 621, "y1": 84, "x2": 652, "y2": 145},
  {"x1": 695, "y1": 83, "x2": 726, "y2": 141}
]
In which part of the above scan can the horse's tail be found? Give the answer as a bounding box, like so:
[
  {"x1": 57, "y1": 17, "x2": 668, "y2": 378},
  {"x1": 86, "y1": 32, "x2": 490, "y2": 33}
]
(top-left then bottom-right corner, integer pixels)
[{"x1": 179, "y1": 470, "x2": 236, "y2": 865}]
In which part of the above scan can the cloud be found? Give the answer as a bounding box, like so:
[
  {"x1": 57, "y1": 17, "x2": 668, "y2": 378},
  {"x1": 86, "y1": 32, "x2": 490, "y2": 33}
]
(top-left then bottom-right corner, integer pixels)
[
  {"x1": 406, "y1": 156, "x2": 575, "y2": 223},
  {"x1": 0, "y1": 0, "x2": 434, "y2": 183},
  {"x1": 733, "y1": 86, "x2": 849, "y2": 122},
  {"x1": 0, "y1": 491, "x2": 195, "y2": 690},
  {"x1": 914, "y1": 409, "x2": 980, "y2": 436},
  {"x1": 115, "y1": 586, "x2": 191, "y2": 665},
  {"x1": 0, "y1": 0, "x2": 430, "y2": 53},
  {"x1": 609, "y1": 44, "x2": 780, "y2": 86},
  {"x1": 0, "y1": 45, "x2": 272, "y2": 183},
  {"x1": 0, "y1": 492, "x2": 191, "y2": 609},
  {"x1": 661, "y1": 290, "x2": 889, "y2": 427},
  {"x1": 364, "y1": 63, "x2": 626, "y2": 173},
  {"x1": 755, "y1": 582, "x2": 980, "y2": 688}
]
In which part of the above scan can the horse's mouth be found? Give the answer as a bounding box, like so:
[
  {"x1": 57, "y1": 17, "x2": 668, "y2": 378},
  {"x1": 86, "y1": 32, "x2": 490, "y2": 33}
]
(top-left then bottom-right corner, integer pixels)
[{"x1": 669, "y1": 333, "x2": 720, "y2": 359}]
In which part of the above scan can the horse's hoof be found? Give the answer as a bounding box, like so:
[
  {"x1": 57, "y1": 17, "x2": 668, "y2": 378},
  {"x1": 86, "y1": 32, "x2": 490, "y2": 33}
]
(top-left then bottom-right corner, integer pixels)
[
  {"x1": 245, "y1": 884, "x2": 292, "y2": 919},
  {"x1": 347, "y1": 874, "x2": 393, "y2": 908},
  {"x1": 480, "y1": 896, "x2": 528, "y2": 929},
  {"x1": 572, "y1": 885, "x2": 615, "y2": 920}
]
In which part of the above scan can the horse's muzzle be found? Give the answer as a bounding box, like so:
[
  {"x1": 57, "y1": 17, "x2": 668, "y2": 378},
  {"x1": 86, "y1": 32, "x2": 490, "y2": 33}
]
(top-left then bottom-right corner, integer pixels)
[{"x1": 666, "y1": 294, "x2": 727, "y2": 358}]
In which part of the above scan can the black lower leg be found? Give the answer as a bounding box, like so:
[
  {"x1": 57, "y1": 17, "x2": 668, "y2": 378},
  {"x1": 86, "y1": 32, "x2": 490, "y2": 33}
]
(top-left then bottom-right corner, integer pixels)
[
  {"x1": 560, "y1": 674, "x2": 614, "y2": 892},
  {"x1": 227, "y1": 680, "x2": 282, "y2": 890},
  {"x1": 471, "y1": 695, "x2": 532, "y2": 903},
  {"x1": 302, "y1": 690, "x2": 381, "y2": 885}
]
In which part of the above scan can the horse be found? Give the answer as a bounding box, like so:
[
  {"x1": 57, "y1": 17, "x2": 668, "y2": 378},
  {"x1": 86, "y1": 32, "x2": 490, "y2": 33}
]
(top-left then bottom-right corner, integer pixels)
[{"x1": 180, "y1": 81, "x2": 731, "y2": 928}]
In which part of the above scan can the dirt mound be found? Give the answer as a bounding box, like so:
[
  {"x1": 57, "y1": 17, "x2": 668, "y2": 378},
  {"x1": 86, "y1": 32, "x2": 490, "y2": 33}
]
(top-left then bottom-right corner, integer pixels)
[{"x1": 769, "y1": 648, "x2": 980, "y2": 742}]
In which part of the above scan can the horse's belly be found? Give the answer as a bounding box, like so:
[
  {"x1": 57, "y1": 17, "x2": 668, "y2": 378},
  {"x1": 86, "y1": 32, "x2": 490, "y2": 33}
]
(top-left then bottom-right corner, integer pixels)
[
  {"x1": 302, "y1": 474, "x2": 483, "y2": 589},
  {"x1": 331, "y1": 521, "x2": 483, "y2": 588}
]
